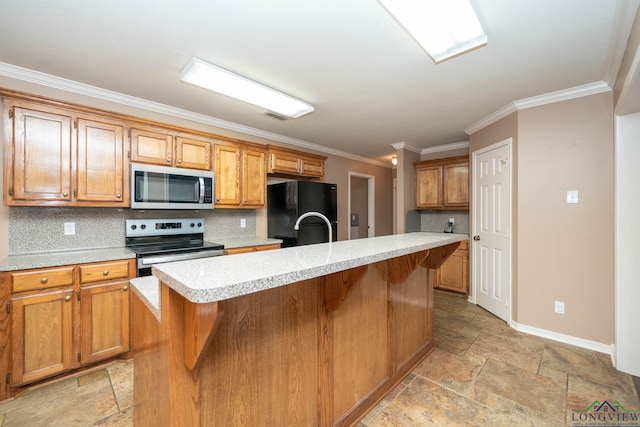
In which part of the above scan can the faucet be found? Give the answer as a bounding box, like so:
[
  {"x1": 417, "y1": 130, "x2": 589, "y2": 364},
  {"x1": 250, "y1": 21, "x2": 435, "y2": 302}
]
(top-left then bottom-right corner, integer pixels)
[{"x1": 293, "y1": 211, "x2": 333, "y2": 243}]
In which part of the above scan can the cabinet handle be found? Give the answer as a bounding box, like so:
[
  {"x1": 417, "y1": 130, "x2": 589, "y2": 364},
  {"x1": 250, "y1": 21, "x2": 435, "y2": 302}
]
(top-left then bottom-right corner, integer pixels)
[
  {"x1": 123, "y1": 285, "x2": 129, "y2": 291},
  {"x1": 62, "y1": 192, "x2": 68, "y2": 197},
  {"x1": 167, "y1": 157, "x2": 171, "y2": 163},
  {"x1": 64, "y1": 295, "x2": 71, "y2": 302},
  {"x1": 40, "y1": 277, "x2": 48, "y2": 284},
  {"x1": 177, "y1": 159, "x2": 182, "y2": 164},
  {"x1": 102, "y1": 270, "x2": 110, "y2": 276},
  {"x1": 117, "y1": 194, "x2": 121, "y2": 199}
]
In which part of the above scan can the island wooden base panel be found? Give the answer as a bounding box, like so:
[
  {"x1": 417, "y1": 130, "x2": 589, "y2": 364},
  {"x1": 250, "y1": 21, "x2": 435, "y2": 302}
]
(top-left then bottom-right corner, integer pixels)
[{"x1": 133, "y1": 247, "x2": 458, "y2": 426}]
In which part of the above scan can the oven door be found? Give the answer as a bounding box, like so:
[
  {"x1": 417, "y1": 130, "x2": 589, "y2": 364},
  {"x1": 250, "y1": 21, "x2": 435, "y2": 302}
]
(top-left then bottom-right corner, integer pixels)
[{"x1": 131, "y1": 163, "x2": 214, "y2": 209}]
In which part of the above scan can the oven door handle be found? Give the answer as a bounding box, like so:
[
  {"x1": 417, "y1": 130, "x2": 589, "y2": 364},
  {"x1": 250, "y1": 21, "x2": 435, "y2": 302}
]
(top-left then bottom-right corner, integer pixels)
[
  {"x1": 199, "y1": 177, "x2": 205, "y2": 204},
  {"x1": 139, "y1": 249, "x2": 224, "y2": 266}
]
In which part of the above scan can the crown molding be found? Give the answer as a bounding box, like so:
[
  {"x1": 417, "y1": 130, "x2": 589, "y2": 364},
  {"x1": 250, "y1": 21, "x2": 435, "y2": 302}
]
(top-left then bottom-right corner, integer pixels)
[
  {"x1": 391, "y1": 141, "x2": 421, "y2": 153},
  {"x1": 0, "y1": 61, "x2": 389, "y2": 168},
  {"x1": 465, "y1": 81, "x2": 612, "y2": 135},
  {"x1": 421, "y1": 141, "x2": 469, "y2": 154}
]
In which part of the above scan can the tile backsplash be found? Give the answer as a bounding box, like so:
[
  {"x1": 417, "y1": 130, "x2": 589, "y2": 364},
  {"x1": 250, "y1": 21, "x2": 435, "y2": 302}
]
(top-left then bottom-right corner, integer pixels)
[
  {"x1": 9, "y1": 207, "x2": 256, "y2": 254},
  {"x1": 420, "y1": 211, "x2": 469, "y2": 234}
]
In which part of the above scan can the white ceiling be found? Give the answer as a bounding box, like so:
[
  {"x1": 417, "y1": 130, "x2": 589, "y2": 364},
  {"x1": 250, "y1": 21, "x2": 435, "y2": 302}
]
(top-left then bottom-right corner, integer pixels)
[{"x1": 0, "y1": 0, "x2": 637, "y2": 164}]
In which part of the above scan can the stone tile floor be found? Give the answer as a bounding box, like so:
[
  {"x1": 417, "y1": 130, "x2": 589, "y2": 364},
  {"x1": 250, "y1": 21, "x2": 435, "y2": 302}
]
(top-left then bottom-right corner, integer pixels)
[{"x1": 0, "y1": 290, "x2": 638, "y2": 426}]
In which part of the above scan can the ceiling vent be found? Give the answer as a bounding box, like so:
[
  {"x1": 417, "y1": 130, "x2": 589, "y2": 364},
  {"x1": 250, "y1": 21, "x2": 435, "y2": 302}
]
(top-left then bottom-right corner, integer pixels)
[{"x1": 261, "y1": 111, "x2": 289, "y2": 121}]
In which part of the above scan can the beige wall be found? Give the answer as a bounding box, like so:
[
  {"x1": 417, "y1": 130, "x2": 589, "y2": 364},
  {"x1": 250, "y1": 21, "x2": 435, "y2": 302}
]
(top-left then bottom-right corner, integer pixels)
[
  {"x1": 395, "y1": 148, "x2": 421, "y2": 233},
  {"x1": 517, "y1": 92, "x2": 614, "y2": 344},
  {"x1": 469, "y1": 93, "x2": 615, "y2": 346}
]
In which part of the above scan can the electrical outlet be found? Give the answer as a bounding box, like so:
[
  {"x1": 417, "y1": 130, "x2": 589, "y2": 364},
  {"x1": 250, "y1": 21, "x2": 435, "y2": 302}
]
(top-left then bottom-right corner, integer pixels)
[
  {"x1": 240, "y1": 218, "x2": 246, "y2": 228},
  {"x1": 449, "y1": 217, "x2": 455, "y2": 225},
  {"x1": 554, "y1": 300, "x2": 565, "y2": 314},
  {"x1": 64, "y1": 222, "x2": 76, "y2": 236}
]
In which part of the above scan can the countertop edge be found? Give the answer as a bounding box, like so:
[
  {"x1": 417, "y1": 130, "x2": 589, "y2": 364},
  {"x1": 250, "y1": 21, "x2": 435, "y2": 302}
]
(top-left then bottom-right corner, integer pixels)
[
  {"x1": 153, "y1": 233, "x2": 468, "y2": 304},
  {"x1": 0, "y1": 247, "x2": 136, "y2": 272}
]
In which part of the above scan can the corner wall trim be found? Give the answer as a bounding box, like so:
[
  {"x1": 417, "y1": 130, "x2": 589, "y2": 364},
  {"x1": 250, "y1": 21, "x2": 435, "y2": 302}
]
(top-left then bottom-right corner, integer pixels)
[
  {"x1": 510, "y1": 320, "x2": 614, "y2": 355},
  {"x1": 464, "y1": 81, "x2": 612, "y2": 135}
]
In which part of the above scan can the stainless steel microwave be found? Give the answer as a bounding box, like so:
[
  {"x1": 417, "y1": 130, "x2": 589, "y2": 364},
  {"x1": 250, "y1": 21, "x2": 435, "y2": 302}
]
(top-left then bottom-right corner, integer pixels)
[{"x1": 130, "y1": 163, "x2": 214, "y2": 210}]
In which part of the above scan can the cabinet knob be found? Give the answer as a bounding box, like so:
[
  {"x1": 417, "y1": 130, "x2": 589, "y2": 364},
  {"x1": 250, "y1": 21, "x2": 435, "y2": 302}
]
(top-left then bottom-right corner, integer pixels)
[
  {"x1": 102, "y1": 270, "x2": 110, "y2": 276},
  {"x1": 64, "y1": 295, "x2": 71, "y2": 302},
  {"x1": 62, "y1": 192, "x2": 68, "y2": 197},
  {"x1": 117, "y1": 194, "x2": 121, "y2": 199},
  {"x1": 123, "y1": 285, "x2": 129, "y2": 291},
  {"x1": 177, "y1": 159, "x2": 182, "y2": 164},
  {"x1": 40, "y1": 277, "x2": 48, "y2": 284},
  {"x1": 473, "y1": 235, "x2": 480, "y2": 241},
  {"x1": 167, "y1": 157, "x2": 171, "y2": 163}
]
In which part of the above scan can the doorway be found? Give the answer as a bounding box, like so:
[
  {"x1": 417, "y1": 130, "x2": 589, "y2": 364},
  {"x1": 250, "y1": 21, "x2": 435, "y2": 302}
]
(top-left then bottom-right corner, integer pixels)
[
  {"x1": 470, "y1": 139, "x2": 512, "y2": 322},
  {"x1": 348, "y1": 172, "x2": 375, "y2": 239}
]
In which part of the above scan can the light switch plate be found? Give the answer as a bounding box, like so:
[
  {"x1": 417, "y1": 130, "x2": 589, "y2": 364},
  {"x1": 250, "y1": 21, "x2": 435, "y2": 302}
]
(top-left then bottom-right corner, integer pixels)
[{"x1": 566, "y1": 190, "x2": 579, "y2": 204}]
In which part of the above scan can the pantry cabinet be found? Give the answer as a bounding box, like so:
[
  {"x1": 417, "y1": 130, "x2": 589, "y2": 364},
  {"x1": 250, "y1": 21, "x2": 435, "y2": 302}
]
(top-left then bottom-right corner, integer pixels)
[
  {"x1": 130, "y1": 127, "x2": 212, "y2": 170},
  {"x1": 2, "y1": 259, "x2": 135, "y2": 389},
  {"x1": 3, "y1": 99, "x2": 128, "y2": 207},
  {"x1": 214, "y1": 141, "x2": 266, "y2": 208},
  {"x1": 414, "y1": 156, "x2": 469, "y2": 210}
]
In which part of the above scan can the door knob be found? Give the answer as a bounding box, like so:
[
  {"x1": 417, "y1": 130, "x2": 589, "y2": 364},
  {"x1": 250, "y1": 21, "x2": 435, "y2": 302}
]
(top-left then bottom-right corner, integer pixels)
[{"x1": 473, "y1": 235, "x2": 480, "y2": 241}]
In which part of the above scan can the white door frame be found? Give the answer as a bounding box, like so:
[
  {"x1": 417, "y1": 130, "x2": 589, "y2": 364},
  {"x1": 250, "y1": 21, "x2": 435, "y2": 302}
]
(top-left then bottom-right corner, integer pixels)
[
  {"x1": 348, "y1": 172, "x2": 375, "y2": 239},
  {"x1": 469, "y1": 138, "x2": 513, "y2": 324}
]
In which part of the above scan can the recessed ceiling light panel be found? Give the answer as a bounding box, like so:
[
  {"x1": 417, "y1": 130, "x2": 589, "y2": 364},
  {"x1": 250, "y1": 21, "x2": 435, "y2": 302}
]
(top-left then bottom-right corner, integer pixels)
[
  {"x1": 180, "y1": 57, "x2": 314, "y2": 118},
  {"x1": 379, "y1": 0, "x2": 487, "y2": 63}
]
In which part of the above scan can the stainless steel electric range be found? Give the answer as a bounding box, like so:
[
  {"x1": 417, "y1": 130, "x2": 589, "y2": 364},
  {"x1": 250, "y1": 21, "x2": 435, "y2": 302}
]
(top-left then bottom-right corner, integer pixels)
[{"x1": 125, "y1": 218, "x2": 224, "y2": 277}]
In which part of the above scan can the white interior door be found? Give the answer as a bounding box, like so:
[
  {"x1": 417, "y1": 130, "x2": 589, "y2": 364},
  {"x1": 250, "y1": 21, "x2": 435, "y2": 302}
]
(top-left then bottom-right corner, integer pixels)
[{"x1": 472, "y1": 139, "x2": 512, "y2": 322}]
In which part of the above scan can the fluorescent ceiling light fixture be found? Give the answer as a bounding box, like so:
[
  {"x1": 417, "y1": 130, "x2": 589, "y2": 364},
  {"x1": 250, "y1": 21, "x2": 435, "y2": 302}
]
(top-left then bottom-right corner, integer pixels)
[
  {"x1": 378, "y1": 0, "x2": 487, "y2": 63},
  {"x1": 180, "y1": 57, "x2": 314, "y2": 118}
]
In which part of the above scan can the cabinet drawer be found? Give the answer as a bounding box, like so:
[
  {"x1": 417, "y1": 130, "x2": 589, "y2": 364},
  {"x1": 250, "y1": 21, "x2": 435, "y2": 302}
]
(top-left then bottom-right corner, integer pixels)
[
  {"x1": 12, "y1": 267, "x2": 74, "y2": 293},
  {"x1": 79, "y1": 261, "x2": 131, "y2": 284}
]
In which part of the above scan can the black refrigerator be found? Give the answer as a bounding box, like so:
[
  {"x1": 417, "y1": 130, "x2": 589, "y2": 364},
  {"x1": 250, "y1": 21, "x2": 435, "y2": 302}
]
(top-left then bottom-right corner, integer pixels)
[{"x1": 267, "y1": 181, "x2": 337, "y2": 247}]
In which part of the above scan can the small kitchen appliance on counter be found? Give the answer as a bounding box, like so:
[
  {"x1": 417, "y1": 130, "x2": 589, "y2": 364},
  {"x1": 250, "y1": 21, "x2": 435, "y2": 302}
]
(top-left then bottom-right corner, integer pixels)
[{"x1": 125, "y1": 218, "x2": 224, "y2": 276}]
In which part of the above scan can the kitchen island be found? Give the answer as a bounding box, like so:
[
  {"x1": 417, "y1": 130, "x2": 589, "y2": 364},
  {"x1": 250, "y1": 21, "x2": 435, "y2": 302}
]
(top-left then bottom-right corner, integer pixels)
[{"x1": 131, "y1": 232, "x2": 467, "y2": 426}]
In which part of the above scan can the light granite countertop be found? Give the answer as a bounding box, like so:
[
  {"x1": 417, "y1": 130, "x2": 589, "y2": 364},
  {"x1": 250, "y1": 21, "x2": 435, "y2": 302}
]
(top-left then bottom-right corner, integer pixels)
[
  {"x1": 150, "y1": 232, "x2": 468, "y2": 304},
  {"x1": 0, "y1": 247, "x2": 136, "y2": 272}
]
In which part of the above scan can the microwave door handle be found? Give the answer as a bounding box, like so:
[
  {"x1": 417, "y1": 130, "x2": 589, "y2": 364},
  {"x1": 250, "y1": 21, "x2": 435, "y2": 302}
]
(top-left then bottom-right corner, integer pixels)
[{"x1": 199, "y1": 177, "x2": 205, "y2": 203}]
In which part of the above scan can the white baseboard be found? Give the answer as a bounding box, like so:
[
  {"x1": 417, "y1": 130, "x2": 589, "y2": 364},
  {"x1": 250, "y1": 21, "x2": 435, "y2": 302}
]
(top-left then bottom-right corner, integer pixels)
[{"x1": 510, "y1": 320, "x2": 614, "y2": 356}]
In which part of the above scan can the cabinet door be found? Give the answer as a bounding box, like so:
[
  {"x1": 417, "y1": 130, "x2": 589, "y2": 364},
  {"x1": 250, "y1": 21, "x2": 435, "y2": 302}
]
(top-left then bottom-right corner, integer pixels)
[
  {"x1": 435, "y1": 241, "x2": 469, "y2": 293},
  {"x1": 11, "y1": 289, "x2": 75, "y2": 386},
  {"x1": 415, "y1": 165, "x2": 442, "y2": 209},
  {"x1": 175, "y1": 136, "x2": 211, "y2": 170},
  {"x1": 214, "y1": 144, "x2": 241, "y2": 207},
  {"x1": 269, "y1": 150, "x2": 300, "y2": 175},
  {"x1": 76, "y1": 118, "x2": 126, "y2": 205},
  {"x1": 243, "y1": 147, "x2": 266, "y2": 208},
  {"x1": 80, "y1": 281, "x2": 130, "y2": 364},
  {"x1": 10, "y1": 106, "x2": 72, "y2": 202},
  {"x1": 300, "y1": 157, "x2": 323, "y2": 178},
  {"x1": 130, "y1": 128, "x2": 173, "y2": 166},
  {"x1": 443, "y1": 163, "x2": 469, "y2": 208}
]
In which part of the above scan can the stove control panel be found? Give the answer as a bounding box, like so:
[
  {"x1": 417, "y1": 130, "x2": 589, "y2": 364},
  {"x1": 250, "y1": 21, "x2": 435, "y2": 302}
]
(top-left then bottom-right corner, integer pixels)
[{"x1": 125, "y1": 218, "x2": 204, "y2": 237}]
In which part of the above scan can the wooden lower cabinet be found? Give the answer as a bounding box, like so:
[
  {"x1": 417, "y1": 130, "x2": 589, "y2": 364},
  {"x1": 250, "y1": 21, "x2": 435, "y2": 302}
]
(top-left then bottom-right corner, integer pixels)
[
  {"x1": 2, "y1": 259, "x2": 135, "y2": 391},
  {"x1": 80, "y1": 280, "x2": 130, "y2": 365},
  {"x1": 435, "y1": 240, "x2": 469, "y2": 294},
  {"x1": 10, "y1": 288, "x2": 75, "y2": 386}
]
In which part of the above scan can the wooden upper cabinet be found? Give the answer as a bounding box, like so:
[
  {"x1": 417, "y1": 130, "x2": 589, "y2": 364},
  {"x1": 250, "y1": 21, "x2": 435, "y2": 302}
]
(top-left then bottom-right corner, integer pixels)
[
  {"x1": 8, "y1": 104, "x2": 73, "y2": 203},
  {"x1": 414, "y1": 156, "x2": 469, "y2": 210},
  {"x1": 267, "y1": 145, "x2": 326, "y2": 180},
  {"x1": 215, "y1": 141, "x2": 266, "y2": 208},
  {"x1": 243, "y1": 147, "x2": 266, "y2": 207},
  {"x1": 443, "y1": 163, "x2": 469, "y2": 208},
  {"x1": 76, "y1": 118, "x2": 126, "y2": 204},
  {"x1": 214, "y1": 143, "x2": 242, "y2": 206},
  {"x1": 130, "y1": 128, "x2": 173, "y2": 166},
  {"x1": 415, "y1": 165, "x2": 443, "y2": 209},
  {"x1": 131, "y1": 127, "x2": 212, "y2": 170},
  {"x1": 175, "y1": 135, "x2": 211, "y2": 170}
]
